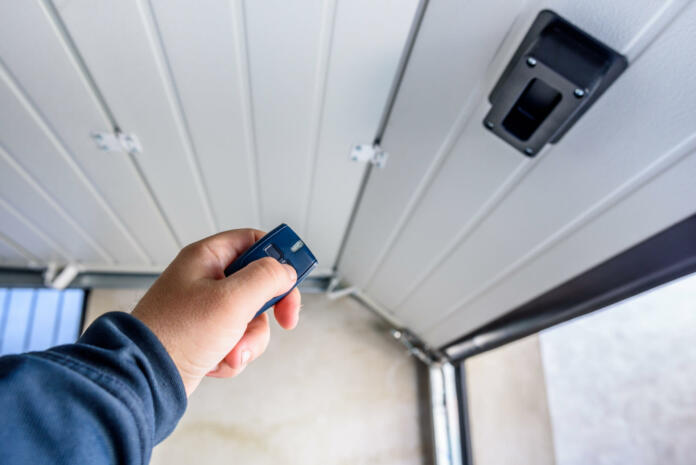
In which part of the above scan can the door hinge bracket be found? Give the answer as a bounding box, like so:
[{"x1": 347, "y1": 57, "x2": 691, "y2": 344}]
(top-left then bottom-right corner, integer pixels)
[
  {"x1": 350, "y1": 144, "x2": 388, "y2": 168},
  {"x1": 91, "y1": 131, "x2": 142, "y2": 154}
]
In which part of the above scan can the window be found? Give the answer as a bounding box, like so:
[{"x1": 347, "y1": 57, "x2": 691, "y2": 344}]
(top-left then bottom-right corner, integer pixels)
[{"x1": 0, "y1": 288, "x2": 85, "y2": 356}]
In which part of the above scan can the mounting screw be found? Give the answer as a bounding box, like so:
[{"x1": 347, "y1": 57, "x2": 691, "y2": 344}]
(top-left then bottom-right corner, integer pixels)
[
  {"x1": 391, "y1": 329, "x2": 402, "y2": 340},
  {"x1": 574, "y1": 88, "x2": 586, "y2": 98},
  {"x1": 524, "y1": 147, "x2": 534, "y2": 155},
  {"x1": 484, "y1": 121, "x2": 495, "y2": 129},
  {"x1": 526, "y1": 56, "x2": 537, "y2": 67}
]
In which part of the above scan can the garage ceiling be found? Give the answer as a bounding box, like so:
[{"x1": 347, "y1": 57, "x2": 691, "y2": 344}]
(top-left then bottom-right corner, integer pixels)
[
  {"x1": 340, "y1": 0, "x2": 696, "y2": 346},
  {"x1": 0, "y1": 0, "x2": 418, "y2": 274}
]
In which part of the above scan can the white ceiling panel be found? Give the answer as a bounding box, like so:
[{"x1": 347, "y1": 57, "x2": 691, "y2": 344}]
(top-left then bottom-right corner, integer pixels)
[{"x1": 338, "y1": 0, "x2": 696, "y2": 345}]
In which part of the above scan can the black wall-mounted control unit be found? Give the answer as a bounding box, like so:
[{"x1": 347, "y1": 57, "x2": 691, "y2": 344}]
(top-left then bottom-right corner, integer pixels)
[{"x1": 483, "y1": 10, "x2": 628, "y2": 156}]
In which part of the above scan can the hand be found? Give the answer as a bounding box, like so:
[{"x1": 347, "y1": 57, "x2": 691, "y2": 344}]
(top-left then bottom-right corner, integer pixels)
[{"x1": 132, "y1": 229, "x2": 301, "y2": 396}]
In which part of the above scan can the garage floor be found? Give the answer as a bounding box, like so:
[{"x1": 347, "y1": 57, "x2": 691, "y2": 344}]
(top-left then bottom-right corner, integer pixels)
[{"x1": 85, "y1": 291, "x2": 429, "y2": 465}]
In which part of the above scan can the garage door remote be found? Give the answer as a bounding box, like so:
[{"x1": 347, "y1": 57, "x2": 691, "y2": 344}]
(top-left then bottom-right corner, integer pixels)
[{"x1": 224, "y1": 224, "x2": 317, "y2": 318}]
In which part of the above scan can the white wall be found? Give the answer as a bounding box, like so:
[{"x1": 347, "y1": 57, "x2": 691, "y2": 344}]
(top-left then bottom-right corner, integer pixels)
[{"x1": 465, "y1": 335, "x2": 556, "y2": 465}]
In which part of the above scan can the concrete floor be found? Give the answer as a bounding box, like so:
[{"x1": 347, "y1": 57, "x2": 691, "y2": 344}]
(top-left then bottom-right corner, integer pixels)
[{"x1": 85, "y1": 290, "x2": 428, "y2": 465}]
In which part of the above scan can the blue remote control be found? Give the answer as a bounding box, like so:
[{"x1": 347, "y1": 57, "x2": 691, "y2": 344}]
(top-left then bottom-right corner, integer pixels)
[{"x1": 224, "y1": 224, "x2": 318, "y2": 318}]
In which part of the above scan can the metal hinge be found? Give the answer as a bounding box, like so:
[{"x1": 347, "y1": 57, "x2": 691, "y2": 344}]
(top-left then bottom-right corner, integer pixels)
[
  {"x1": 390, "y1": 328, "x2": 446, "y2": 365},
  {"x1": 91, "y1": 131, "x2": 142, "y2": 154},
  {"x1": 350, "y1": 144, "x2": 389, "y2": 168}
]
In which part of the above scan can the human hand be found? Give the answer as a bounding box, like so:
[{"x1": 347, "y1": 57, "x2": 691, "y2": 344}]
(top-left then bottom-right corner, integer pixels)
[{"x1": 131, "y1": 229, "x2": 301, "y2": 396}]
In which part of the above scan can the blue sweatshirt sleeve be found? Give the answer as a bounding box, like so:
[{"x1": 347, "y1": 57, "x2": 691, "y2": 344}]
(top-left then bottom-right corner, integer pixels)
[{"x1": 0, "y1": 311, "x2": 187, "y2": 465}]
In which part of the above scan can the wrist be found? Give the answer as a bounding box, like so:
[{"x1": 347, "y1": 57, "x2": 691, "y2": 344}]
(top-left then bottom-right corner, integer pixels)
[{"x1": 131, "y1": 308, "x2": 199, "y2": 396}]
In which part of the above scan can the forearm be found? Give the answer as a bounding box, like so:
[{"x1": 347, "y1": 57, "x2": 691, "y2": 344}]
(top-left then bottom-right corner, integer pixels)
[{"x1": 0, "y1": 312, "x2": 186, "y2": 465}]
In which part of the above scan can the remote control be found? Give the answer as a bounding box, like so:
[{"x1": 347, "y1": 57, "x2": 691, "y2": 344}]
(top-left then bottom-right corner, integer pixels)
[{"x1": 224, "y1": 224, "x2": 318, "y2": 318}]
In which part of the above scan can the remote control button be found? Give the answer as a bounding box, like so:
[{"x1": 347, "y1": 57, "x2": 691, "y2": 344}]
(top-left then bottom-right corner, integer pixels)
[{"x1": 263, "y1": 244, "x2": 282, "y2": 260}]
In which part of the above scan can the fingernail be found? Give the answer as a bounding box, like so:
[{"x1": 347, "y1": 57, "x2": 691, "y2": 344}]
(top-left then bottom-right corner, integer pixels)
[
  {"x1": 283, "y1": 264, "x2": 297, "y2": 282},
  {"x1": 241, "y1": 350, "x2": 251, "y2": 365}
]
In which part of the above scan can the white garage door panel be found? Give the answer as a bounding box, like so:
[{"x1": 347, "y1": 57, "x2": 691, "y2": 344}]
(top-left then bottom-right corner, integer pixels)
[
  {"x1": 244, "y1": 0, "x2": 324, "y2": 233},
  {"x1": 365, "y1": 101, "x2": 524, "y2": 308},
  {"x1": 0, "y1": 149, "x2": 107, "y2": 264},
  {"x1": 339, "y1": 0, "x2": 528, "y2": 289},
  {"x1": 57, "y1": 0, "x2": 216, "y2": 245},
  {"x1": 545, "y1": 0, "x2": 669, "y2": 55},
  {"x1": 402, "y1": 1, "x2": 696, "y2": 337},
  {"x1": 0, "y1": 78, "x2": 147, "y2": 263},
  {"x1": 0, "y1": 235, "x2": 30, "y2": 266},
  {"x1": 338, "y1": 0, "x2": 694, "y2": 335},
  {"x1": 0, "y1": 1, "x2": 178, "y2": 266},
  {"x1": 0, "y1": 199, "x2": 67, "y2": 264},
  {"x1": 425, "y1": 142, "x2": 696, "y2": 345},
  {"x1": 0, "y1": 0, "x2": 418, "y2": 273},
  {"x1": 304, "y1": 0, "x2": 420, "y2": 267},
  {"x1": 149, "y1": 0, "x2": 259, "y2": 232},
  {"x1": 349, "y1": 0, "x2": 662, "y2": 303}
]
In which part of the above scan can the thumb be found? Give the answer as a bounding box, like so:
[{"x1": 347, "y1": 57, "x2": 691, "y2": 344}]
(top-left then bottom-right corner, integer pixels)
[{"x1": 222, "y1": 257, "x2": 297, "y2": 323}]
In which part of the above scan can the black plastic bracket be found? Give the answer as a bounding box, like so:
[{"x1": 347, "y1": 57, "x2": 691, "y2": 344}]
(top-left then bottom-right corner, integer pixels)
[{"x1": 483, "y1": 10, "x2": 628, "y2": 157}]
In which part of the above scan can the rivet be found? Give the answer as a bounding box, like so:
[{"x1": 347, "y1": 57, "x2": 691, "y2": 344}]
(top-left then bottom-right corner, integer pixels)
[
  {"x1": 524, "y1": 147, "x2": 534, "y2": 155},
  {"x1": 574, "y1": 88, "x2": 586, "y2": 98},
  {"x1": 526, "y1": 56, "x2": 537, "y2": 67},
  {"x1": 484, "y1": 121, "x2": 495, "y2": 129}
]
